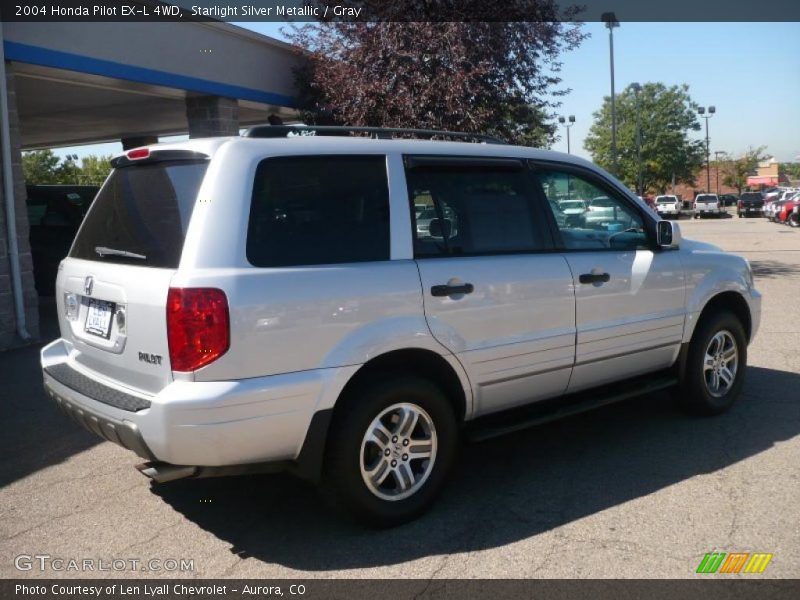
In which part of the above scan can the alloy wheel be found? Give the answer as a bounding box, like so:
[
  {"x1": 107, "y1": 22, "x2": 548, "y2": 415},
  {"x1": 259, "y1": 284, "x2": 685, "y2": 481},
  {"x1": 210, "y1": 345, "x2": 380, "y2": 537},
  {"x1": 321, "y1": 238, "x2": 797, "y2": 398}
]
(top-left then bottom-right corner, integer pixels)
[
  {"x1": 703, "y1": 330, "x2": 738, "y2": 398},
  {"x1": 359, "y1": 402, "x2": 437, "y2": 501}
]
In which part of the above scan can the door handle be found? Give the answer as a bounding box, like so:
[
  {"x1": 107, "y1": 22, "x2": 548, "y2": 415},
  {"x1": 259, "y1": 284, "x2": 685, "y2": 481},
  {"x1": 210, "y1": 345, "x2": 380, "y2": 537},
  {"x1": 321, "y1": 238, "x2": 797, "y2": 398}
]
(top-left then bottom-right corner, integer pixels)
[
  {"x1": 578, "y1": 273, "x2": 611, "y2": 284},
  {"x1": 431, "y1": 283, "x2": 474, "y2": 297}
]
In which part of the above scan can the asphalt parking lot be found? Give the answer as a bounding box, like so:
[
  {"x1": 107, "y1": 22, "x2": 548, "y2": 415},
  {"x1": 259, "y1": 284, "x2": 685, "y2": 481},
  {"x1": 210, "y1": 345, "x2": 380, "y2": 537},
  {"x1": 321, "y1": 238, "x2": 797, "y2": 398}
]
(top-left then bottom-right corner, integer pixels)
[{"x1": 1, "y1": 212, "x2": 798, "y2": 579}]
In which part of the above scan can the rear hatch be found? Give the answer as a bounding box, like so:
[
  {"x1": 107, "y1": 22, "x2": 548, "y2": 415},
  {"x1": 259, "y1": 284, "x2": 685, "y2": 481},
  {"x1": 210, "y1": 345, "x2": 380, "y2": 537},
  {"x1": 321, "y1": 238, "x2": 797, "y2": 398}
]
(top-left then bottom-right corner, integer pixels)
[
  {"x1": 695, "y1": 194, "x2": 719, "y2": 208},
  {"x1": 56, "y1": 152, "x2": 208, "y2": 395}
]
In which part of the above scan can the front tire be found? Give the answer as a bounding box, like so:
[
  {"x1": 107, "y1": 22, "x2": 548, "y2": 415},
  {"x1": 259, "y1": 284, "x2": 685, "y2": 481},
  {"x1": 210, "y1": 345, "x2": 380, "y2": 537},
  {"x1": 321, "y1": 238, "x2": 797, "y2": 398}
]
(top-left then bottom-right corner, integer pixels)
[
  {"x1": 324, "y1": 377, "x2": 458, "y2": 526},
  {"x1": 678, "y1": 310, "x2": 747, "y2": 416}
]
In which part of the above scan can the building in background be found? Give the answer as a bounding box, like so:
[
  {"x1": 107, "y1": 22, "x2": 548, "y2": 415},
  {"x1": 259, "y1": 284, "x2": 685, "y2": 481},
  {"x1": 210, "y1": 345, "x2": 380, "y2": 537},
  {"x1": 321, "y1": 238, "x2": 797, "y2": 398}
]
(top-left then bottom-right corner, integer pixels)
[
  {"x1": 747, "y1": 158, "x2": 790, "y2": 189},
  {"x1": 0, "y1": 21, "x2": 300, "y2": 349}
]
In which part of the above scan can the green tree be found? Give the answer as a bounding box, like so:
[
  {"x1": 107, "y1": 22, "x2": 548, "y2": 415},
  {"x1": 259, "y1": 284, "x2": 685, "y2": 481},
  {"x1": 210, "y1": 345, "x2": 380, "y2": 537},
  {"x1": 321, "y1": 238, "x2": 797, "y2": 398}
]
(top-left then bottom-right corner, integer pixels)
[
  {"x1": 78, "y1": 154, "x2": 113, "y2": 184},
  {"x1": 23, "y1": 150, "x2": 113, "y2": 185},
  {"x1": 722, "y1": 146, "x2": 768, "y2": 194},
  {"x1": 584, "y1": 82, "x2": 705, "y2": 194},
  {"x1": 57, "y1": 153, "x2": 81, "y2": 184},
  {"x1": 22, "y1": 149, "x2": 61, "y2": 184},
  {"x1": 780, "y1": 161, "x2": 800, "y2": 182}
]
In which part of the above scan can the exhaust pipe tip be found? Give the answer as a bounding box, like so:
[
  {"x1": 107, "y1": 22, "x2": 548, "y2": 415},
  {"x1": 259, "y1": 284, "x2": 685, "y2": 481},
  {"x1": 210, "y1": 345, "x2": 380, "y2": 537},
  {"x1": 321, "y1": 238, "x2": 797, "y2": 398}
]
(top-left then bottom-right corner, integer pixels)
[{"x1": 136, "y1": 462, "x2": 197, "y2": 483}]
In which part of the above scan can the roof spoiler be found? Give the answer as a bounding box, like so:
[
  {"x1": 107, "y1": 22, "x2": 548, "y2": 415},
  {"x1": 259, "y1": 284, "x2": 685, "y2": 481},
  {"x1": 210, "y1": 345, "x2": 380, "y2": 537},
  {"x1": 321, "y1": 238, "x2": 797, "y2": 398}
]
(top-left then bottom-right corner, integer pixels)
[{"x1": 111, "y1": 149, "x2": 209, "y2": 168}]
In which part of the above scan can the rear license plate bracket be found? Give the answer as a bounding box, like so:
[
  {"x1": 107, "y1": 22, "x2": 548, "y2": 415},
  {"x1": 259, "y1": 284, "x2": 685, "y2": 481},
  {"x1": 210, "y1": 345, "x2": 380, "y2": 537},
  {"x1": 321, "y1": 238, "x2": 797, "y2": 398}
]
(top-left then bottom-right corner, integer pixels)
[{"x1": 85, "y1": 299, "x2": 116, "y2": 339}]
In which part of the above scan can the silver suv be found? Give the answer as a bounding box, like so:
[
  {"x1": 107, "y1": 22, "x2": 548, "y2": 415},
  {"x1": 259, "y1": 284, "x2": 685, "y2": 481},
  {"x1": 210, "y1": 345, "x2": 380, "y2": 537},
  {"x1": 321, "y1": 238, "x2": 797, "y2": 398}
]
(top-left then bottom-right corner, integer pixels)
[{"x1": 41, "y1": 127, "x2": 761, "y2": 525}]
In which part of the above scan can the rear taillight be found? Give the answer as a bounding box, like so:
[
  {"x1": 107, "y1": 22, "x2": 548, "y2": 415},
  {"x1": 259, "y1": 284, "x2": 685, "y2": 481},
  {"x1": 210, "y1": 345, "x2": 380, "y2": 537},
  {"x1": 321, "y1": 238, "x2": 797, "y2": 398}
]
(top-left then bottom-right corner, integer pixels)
[{"x1": 166, "y1": 288, "x2": 230, "y2": 372}]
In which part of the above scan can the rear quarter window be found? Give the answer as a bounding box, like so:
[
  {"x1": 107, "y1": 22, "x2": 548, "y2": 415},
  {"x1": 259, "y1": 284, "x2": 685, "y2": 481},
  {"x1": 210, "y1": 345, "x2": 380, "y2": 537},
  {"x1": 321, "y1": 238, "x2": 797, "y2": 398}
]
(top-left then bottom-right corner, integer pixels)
[{"x1": 246, "y1": 155, "x2": 390, "y2": 267}]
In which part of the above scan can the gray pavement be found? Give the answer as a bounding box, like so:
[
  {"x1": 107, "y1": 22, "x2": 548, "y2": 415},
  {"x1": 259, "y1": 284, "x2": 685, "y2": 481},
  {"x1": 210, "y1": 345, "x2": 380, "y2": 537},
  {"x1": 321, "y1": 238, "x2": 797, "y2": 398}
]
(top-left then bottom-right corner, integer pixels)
[{"x1": 1, "y1": 213, "x2": 798, "y2": 579}]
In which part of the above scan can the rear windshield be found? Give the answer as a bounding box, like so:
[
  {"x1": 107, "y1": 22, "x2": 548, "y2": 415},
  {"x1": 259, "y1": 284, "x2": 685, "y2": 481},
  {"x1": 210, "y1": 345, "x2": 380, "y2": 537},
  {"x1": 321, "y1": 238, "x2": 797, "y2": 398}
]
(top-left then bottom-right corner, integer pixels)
[
  {"x1": 656, "y1": 196, "x2": 677, "y2": 203},
  {"x1": 741, "y1": 193, "x2": 762, "y2": 200},
  {"x1": 696, "y1": 195, "x2": 717, "y2": 202},
  {"x1": 69, "y1": 160, "x2": 208, "y2": 268}
]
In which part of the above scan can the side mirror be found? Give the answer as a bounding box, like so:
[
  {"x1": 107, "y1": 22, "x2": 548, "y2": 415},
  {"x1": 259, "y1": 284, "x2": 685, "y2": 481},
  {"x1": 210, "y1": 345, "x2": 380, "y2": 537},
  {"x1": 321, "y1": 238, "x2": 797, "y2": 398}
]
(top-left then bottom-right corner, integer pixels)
[
  {"x1": 429, "y1": 218, "x2": 452, "y2": 239},
  {"x1": 657, "y1": 220, "x2": 681, "y2": 249}
]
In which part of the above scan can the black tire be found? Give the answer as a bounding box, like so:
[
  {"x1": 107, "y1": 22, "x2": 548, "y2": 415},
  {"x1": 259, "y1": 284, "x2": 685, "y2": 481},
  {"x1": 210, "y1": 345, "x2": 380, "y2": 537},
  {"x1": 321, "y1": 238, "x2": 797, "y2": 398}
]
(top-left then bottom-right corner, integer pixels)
[
  {"x1": 323, "y1": 376, "x2": 458, "y2": 526},
  {"x1": 678, "y1": 310, "x2": 747, "y2": 416}
]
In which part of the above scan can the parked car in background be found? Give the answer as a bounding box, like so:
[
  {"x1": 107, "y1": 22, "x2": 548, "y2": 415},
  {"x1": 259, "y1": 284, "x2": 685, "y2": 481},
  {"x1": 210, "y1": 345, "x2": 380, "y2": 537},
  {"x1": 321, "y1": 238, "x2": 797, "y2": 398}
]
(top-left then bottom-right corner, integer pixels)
[
  {"x1": 776, "y1": 194, "x2": 800, "y2": 226},
  {"x1": 583, "y1": 196, "x2": 620, "y2": 226},
  {"x1": 416, "y1": 205, "x2": 458, "y2": 238},
  {"x1": 27, "y1": 184, "x2": 100, "y2": 296},
  {"x1": 693, "y1": 193, "x2": 722, "y2": 218},
  {"x1": 789, "y1": 203, "x2": 800, "y2": 228},
  {"x1": 655, "y1": 195, "x2": 682, "y2": 218},
  {"x1": 718, "y1": 194, "x2": 738, "y2": 207},
  {"x1": 763, "y1": 198, "x2": 780, "y2": 220},
  {"x1": 558, "y1": 199, "x2": 589, "y2": 225},
  {"x1": 765, "y1": 194, "x2": 796, "y2": 221},
  {"x1": 737, "y1": 192, "x2": 764, "y2": 218}
]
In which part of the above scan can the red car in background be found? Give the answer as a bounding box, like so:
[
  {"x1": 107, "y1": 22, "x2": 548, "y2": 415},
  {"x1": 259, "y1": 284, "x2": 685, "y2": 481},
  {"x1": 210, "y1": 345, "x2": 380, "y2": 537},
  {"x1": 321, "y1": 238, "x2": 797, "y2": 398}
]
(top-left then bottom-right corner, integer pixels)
[{"x1": 777, "y1": 194, "x2": 800, "y2": 227}]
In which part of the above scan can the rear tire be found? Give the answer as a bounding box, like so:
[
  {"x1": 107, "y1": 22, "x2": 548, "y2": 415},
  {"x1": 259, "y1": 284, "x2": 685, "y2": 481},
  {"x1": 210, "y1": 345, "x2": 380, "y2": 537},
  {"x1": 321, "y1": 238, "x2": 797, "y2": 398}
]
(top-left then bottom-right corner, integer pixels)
[
  {"x1": 323, "y1": 376, "x2": 458, "y2": 526},
  {"x1": 678, "y1": 310, "x2": 747, "y2": 416}
]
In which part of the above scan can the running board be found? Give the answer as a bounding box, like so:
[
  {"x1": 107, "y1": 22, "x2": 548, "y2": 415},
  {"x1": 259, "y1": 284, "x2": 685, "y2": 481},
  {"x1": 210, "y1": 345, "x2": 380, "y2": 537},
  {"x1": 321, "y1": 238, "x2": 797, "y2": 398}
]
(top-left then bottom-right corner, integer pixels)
[{"x1": 466, "y1": 373, "x2": 678, "y2": 443}]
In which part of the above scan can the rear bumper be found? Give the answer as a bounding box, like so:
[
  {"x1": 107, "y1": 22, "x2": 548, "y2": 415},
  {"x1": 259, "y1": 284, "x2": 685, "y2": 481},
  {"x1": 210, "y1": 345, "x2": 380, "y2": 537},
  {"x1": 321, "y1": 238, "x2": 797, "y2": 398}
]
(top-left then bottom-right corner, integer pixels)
[
  {"x1": 47, "y1": 385, "x2": 155, "y2": 460},
  {"x1": 41, "y1": 338, "x2": 351, "y2": 469}
]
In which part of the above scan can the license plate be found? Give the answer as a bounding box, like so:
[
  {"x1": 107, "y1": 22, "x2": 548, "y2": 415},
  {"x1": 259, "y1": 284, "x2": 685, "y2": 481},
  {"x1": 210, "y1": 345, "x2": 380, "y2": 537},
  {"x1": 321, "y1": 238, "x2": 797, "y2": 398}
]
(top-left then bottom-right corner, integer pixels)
[{"x1": 85, "y1": 299, "x2": 115, "y2": 339}]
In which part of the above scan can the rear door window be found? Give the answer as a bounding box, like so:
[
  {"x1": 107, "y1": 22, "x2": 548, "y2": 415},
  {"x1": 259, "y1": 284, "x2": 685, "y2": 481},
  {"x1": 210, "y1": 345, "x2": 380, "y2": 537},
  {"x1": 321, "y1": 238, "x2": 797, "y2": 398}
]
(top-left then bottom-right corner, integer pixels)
[
  {"x1": 405, "y1": 161, "x2": 546, "y2": 257},
  {"x1": 246, "y1": 155, "x2": 390, "y2": 267},
  {"x1": 69, "y1": 160, "x2": 208, "y2": 268}
]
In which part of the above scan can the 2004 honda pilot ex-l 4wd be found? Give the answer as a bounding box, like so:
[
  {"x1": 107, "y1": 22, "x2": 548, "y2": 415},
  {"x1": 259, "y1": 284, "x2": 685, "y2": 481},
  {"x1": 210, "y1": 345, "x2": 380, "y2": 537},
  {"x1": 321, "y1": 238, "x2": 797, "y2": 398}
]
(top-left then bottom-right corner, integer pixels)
[{"x1": 41, "y1": 127, "x2": 761, "y2": 525}]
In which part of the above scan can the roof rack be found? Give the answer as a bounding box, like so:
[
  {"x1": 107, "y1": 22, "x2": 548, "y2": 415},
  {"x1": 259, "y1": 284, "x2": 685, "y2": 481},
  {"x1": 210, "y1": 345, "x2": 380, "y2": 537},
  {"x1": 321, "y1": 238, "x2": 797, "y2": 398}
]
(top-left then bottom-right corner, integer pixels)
[{"x1": 243, "y1": 125, "x2": 506, "y2": 145}]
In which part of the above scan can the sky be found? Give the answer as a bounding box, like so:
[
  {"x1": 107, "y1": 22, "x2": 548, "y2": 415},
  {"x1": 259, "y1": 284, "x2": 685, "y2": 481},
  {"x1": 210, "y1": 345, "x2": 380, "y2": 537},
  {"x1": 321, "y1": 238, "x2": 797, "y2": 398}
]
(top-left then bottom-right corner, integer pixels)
[{"x1": 53, "y1": 21, "x2": 800, "y2": 163}]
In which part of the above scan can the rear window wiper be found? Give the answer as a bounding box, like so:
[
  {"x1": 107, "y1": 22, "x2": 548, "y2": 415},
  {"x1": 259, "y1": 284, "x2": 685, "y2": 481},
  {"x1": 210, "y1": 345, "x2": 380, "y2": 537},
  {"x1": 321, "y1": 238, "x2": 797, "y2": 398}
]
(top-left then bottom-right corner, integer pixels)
[{"x1": 94, "y1": 246, "x2": 146, "y2": 260}]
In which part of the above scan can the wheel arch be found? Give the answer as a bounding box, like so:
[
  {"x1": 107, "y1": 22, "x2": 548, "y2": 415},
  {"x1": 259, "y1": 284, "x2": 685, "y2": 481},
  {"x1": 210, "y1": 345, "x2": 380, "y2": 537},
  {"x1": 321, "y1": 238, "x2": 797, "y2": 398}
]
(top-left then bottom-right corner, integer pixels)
[
  {"x1": 695, "y1": 291, "x2": 753, "y2": 343},
  {"x1": 293, "y1": 347, "x2": 472, "y2": 483},
  {"x1": 334, "y1": 348, "x2": 471, "y2": 423},
  {"x1": 675, "y1": 290, "x2": 752, "y2": 390}
]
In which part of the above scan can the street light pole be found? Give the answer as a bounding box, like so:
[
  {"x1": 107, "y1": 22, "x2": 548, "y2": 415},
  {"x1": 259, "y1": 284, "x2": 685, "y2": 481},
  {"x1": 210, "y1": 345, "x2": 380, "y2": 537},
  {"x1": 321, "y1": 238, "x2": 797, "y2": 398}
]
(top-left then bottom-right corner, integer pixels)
[
  {"x1": 631, "y1": 83, "x2": 643, "y2": 195},
  {"x1": 602, "y1": 13, "x2": 619, "y2": 175},
  {"x1": 714, "y1": 150, "x2": 725, "y2": 195},
  {"x1": 698, "y1": 105, "x2": 715, "y2": 192},
  {"x1": 558, "y1": 115, "x2": 576, "y2": 154}
]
